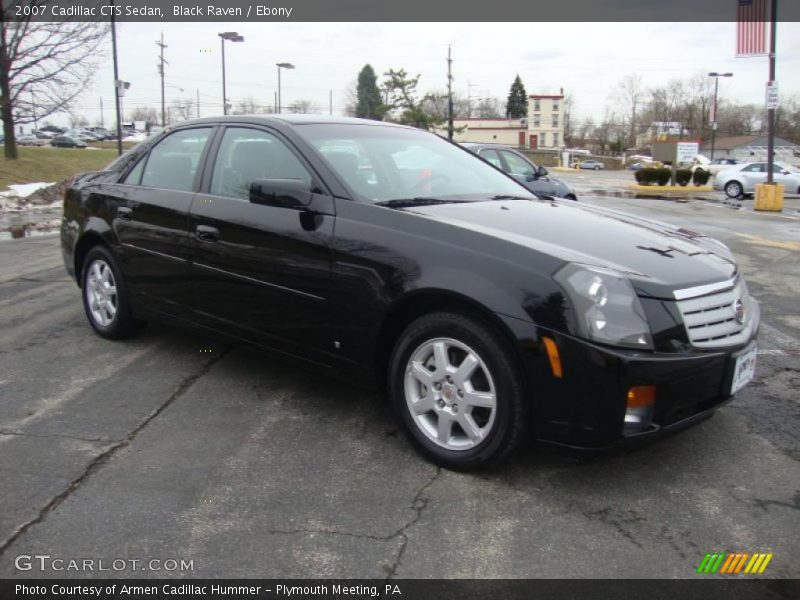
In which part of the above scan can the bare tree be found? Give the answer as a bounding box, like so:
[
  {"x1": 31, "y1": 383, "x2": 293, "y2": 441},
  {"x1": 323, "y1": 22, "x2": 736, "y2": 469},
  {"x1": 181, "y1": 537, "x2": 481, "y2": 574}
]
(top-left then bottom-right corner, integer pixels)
[
  {"x1": 170, "y1": 97, "x2": 195, "y2": 123},
  {"x1": 473, "y1": 97, "x2": 502, "y2": 118},
  {"x1": 68, "y1": 113, "x2": 88, "y2": 129},
  {"x1": 129, "y1": 106, "x2": 159, "y2": 126},
  {"x1": 232, "y1": 95, "x2": 263, "y2": 115},
  {"x1": 0, "y1": 2, "x2": 108, "y2": 158},
  {"x1": 287, "y1": 99, "x2": 317, "y2": 114},
  {"x1": 612, "y1": 73, "x2": 645, "y2": 148}
]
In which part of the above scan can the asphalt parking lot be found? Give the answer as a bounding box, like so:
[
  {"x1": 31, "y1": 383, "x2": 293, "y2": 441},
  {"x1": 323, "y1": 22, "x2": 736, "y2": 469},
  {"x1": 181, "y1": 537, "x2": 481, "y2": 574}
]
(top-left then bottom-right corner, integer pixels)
[{"x1": 0, "y1": 192, "x2": 798, "y2": 579}]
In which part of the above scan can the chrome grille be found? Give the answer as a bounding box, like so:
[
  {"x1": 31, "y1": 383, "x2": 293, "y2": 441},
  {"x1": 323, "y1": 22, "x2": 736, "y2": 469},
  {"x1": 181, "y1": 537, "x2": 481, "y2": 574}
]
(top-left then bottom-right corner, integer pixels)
[{"x1": 674, "y1": 278, "x2": 754, "y2": 348}]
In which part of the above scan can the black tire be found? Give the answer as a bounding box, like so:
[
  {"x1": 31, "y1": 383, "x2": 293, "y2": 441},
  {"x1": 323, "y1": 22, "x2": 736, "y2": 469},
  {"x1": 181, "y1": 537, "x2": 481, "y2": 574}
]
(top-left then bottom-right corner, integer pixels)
[
  {"x1": 80, "y1": 245, "x2": 144, "y2": 339},
  {"x1": 564, "y1": 194, "x2": 578, "y2": 201},
  {"x1": 593, "y1": 165, "x2": 600, "y2": 170},
  {"x1": 389, "y1": 311, "x2": 528, "y2": 470},
  {"x1": 724, "y1": 180, "x2": 744, "y2": 199}
]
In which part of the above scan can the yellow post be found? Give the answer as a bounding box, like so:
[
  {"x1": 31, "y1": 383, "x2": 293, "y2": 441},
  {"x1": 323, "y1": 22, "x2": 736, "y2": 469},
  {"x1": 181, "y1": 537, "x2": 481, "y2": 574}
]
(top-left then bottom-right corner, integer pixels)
[{"x1": 754, "y1": 183, "x2": 784, "y2": 211}]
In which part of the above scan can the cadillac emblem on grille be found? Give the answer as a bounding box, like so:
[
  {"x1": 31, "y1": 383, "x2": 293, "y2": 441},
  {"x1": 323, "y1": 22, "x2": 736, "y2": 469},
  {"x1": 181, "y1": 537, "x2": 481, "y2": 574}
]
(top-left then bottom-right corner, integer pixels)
[{"x1": 734, "y1": 298, "x2": 746, "y2": 325}]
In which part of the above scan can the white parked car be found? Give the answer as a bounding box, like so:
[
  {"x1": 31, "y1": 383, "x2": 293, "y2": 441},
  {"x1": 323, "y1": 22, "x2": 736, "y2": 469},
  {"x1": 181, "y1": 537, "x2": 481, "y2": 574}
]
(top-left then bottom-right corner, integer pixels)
[
  {"x1": 695, "y1": 157, "x2": 740, "y2": 176},
  {"x1": 714, "y1": 161, "x2": 800, "y2": 198}
]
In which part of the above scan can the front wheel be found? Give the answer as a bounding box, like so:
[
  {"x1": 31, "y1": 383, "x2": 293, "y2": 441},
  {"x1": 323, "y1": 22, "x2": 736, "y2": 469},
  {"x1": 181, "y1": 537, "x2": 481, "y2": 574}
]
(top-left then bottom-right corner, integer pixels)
[
  {"x1": 389, "y1": 312, "x2": 528, "y2": 470},
  {"x1": 593, "y1": 165, "x2": 600, "y2": 170},
  {"x1": 81, "y1": 245, "x2": 144, "y2": 339}
]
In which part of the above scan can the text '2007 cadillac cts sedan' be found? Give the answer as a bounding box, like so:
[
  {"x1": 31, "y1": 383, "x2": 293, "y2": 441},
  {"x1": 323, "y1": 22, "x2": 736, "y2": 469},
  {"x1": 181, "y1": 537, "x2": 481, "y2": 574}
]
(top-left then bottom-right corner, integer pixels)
[{"x1": 61, "y1": 116, "x2": 759, "y2": 469}]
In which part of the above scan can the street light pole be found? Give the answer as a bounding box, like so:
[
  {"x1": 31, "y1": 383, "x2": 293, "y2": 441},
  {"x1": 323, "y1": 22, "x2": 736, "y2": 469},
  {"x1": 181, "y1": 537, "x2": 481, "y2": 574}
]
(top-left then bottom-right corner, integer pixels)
[
  {"x1": 218, "y1": 32, "x2": 244, "y2": 116},
  {"x1": 276, "y1": 62, "x2": 295, "y2": 114},
  {"x1": 766, "y1": 0, "x2": 777, "y2": 184},
  {"x1": 110, "y1": 1, "x2": 123, "y2": 156},
  {"x1": 707, "y1": 72, "x2": 733, "y2": 162}
]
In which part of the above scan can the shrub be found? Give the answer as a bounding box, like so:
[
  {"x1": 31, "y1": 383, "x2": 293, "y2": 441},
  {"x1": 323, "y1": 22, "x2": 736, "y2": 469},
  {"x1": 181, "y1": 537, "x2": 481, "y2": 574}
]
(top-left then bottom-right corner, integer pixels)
[
  {"x1": 634, "y1": 169, "x2": 647, "y2": 184},
  {"x1": 655, "y1": 168, "x2": 671, "y2": 186},
  {"x1": 675, "y1": 169, "x2": 692, "y2": 186},
  {"x1": 693, "y1": 168, "x2": 711, "y2": 186}
]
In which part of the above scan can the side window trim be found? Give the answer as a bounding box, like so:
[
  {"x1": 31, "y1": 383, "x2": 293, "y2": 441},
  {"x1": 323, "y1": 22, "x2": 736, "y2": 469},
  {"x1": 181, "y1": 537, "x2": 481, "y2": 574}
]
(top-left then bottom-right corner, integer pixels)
[
  {"x1": 138, "y1": 125, "x2": 217, "y2": 193},
  {"x1": 199, "y1": 124, "x2": 329, "y2": 198}
]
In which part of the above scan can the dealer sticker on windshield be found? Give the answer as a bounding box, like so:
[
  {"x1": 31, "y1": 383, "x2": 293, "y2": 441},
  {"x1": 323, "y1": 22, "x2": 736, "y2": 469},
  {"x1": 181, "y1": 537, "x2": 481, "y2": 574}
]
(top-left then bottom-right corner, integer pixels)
[{"x1": 731, "y1": 345, "x2": 757, "y2": 395}]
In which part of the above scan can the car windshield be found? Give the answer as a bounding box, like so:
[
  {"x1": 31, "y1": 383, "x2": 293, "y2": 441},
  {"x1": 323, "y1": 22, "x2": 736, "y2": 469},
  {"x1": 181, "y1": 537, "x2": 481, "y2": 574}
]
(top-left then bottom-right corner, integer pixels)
[{"x1": 296, "y1": 123, "x2": 533, "y2": 203}]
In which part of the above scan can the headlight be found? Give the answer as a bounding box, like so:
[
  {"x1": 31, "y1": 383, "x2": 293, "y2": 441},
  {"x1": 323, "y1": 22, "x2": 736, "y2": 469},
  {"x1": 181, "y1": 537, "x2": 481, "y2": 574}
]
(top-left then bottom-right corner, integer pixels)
[{"x1": 555, "y1": 263, "x2": 653, "y2": 349}]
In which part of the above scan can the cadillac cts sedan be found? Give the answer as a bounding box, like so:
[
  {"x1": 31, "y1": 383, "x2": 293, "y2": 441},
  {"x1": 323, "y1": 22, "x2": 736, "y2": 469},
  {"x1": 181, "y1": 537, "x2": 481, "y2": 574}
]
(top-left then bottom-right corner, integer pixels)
[{"x1": 61, "y1": 116, "x2": 759, "y2": 469}]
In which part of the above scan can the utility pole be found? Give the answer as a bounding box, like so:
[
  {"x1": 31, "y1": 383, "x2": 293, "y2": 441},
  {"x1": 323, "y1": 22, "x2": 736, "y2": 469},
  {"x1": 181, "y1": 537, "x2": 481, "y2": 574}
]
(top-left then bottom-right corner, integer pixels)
[
  {"x1": 111, "y1": 1, "x2": 123, "y2": 156},
  {"x1": 156, "y1": 33, "x2": 168, "y2": 126},
  {"x1": 196, "y1": 89, "x2": 200, "y2": 118},
  {"x1": 100, "y1": 97, "x2": 104, "y2": 128},
  {"x1": 766, "y1": 0, "x2": 777, "y2": 184},
  {"x1": 447, "y1": 45, "x2": 454, "y2": 140},
  {"x1": 329, "y1": 90, "x2": 333, "y2": 115}
]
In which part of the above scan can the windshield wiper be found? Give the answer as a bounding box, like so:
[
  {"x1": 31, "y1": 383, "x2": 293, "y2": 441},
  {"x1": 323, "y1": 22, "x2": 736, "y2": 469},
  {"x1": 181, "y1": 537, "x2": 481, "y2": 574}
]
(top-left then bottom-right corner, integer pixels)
[
  {"x1": 375, "y1": 197, "x2": 468, "y2": 208},
  {"x1": 489, "y1": 194, "x2": 533, "y2": 200}
]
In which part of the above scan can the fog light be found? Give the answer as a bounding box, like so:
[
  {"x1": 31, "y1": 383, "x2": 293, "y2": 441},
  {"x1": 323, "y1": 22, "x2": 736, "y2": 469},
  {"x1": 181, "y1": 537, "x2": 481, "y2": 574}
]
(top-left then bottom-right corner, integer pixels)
[{"x1": 624, "y1": 385, "x2": 656, "y2": 433}]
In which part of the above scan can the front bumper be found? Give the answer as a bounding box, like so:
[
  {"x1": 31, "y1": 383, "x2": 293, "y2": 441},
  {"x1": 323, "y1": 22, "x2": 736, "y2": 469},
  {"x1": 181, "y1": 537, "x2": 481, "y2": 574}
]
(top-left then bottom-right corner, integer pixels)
[{"x1": 499, "y1": 314, "x2": 759, "y2": 449}]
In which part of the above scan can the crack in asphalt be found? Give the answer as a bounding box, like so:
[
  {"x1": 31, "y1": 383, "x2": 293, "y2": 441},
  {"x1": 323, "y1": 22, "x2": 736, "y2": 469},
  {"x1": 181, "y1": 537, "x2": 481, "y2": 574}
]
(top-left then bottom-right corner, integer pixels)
[
  {"x1": 0, "y1": 429, "x2": 117, "y2": 445},
  {"x1": 260, "y1": 466, "x2": 443, "y2": 579},
  {"x1": 0, "y1": 347, "x2": 231, "y2": 557}
]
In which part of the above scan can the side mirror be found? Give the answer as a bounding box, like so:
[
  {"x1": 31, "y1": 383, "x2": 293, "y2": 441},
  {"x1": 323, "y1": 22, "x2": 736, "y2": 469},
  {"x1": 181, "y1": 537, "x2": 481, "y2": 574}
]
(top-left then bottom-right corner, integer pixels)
[
  {"x1": 537, "y1": 166, "x2": 548, "y2": 178},
  {"x1": 249, "y1": 178, "x2": 312, "y2": 209}
]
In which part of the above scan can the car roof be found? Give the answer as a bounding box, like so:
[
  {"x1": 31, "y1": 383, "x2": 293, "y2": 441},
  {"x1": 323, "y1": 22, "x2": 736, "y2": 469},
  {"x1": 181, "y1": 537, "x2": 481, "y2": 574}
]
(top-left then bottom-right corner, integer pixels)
[{"x1": 168, "y1": 114, "x2": 414, "y2": 130}]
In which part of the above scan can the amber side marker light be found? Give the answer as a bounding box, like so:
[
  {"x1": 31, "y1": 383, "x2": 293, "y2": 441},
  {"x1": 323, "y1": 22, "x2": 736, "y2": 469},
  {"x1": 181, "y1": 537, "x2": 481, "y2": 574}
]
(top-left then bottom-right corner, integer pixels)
[
  {"x1": 625, "y1": 385, "x2": 656, "y2": 433},
  {"x1": 542, "y1": 337, "x2": 563, "y2": 378}
]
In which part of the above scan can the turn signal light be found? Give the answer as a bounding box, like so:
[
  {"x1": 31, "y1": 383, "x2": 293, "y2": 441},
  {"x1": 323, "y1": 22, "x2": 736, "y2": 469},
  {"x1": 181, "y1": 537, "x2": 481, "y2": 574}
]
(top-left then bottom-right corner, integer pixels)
[
  {"x1": 542, "y1": 336, "x2": 563, "y2": 378},
  {"x1": 627, "y1": 385, "x2": 656, "y2": 408},
  {"x1": 624, "y1": 385, "x2": 656, "y2": 434}
]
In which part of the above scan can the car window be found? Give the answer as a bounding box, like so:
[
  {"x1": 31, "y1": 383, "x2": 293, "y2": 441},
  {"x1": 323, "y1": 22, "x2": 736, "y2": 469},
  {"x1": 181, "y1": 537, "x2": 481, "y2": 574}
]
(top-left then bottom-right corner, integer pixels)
[
  {"x1": 479, "y1": 149, "x2": 503, "y2": 169},
  {"x1": 500, "y1": 150, "x2": 534, "y2": 176},
  {"x1": 123, "y1": 156, "x2": 145, "y2": 185},
  {"x1": 141, "y1": 128, "x2": 212, "y2": 192},
  {"x1": 741, "y1": 164, "x2": 762, "y2": 173},
  {"x1": 210, "y1": 127, "x2": 312, "y2": 201},
  {"x1": 298, "y1": 124, "x2": 532, "y2": 203}
]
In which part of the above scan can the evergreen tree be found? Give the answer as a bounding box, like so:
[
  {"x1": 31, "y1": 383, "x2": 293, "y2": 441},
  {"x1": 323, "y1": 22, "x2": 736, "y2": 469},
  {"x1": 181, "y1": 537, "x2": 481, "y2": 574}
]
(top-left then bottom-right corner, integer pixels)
[
  {"x1": 505, "y1": 75, "x2": 528, "y2": 119},
  {"x1": 355, "y1": 64, "x2": 384, "y2": 120}
]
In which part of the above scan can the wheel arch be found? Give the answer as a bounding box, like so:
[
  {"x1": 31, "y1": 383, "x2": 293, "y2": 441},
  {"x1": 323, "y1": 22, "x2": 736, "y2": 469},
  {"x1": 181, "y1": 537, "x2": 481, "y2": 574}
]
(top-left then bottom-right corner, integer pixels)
[
  {"x1": 373, "y1": 288, "x2": 529, "y2": 392},
  {"x1": 73, "y1": 220, "x2": 115, "y2": 288}
]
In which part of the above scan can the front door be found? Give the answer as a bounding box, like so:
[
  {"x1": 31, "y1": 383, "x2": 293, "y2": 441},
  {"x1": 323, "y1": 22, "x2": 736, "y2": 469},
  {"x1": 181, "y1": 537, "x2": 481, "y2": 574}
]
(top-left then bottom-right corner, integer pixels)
[
  {"x1": 189, "y1": 125, "x2": 335, "y2": 362},
  {"x1": 529, "y1": 134, "x2": 538, "y2": 150}
]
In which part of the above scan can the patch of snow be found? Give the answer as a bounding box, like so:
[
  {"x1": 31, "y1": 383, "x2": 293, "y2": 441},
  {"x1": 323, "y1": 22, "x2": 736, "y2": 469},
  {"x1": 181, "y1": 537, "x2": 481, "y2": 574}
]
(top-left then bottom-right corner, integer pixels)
[{"x1": 0, "y1": 182, "x2": 55, "y2": 198}]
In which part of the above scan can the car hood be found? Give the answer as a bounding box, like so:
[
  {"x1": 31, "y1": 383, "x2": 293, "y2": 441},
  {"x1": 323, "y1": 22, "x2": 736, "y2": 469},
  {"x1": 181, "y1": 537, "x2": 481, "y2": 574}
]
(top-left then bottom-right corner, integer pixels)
[{"x1": 404, "y1": 198, "x2": 737, "y2": 298}]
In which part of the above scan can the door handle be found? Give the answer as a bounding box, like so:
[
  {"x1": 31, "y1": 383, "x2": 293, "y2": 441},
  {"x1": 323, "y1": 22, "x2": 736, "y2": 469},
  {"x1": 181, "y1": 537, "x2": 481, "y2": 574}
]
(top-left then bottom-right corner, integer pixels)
[
  {"x1": 117, "y1": 206, "x2": 132, "y2": 220},
  {"x1": 195, "y1": 224, "x2": 219, "y2": 243}
]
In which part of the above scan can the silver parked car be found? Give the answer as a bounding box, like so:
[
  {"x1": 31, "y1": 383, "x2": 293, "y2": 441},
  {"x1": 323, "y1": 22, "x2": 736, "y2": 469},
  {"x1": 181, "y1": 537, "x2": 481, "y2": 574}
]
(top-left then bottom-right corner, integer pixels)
[
  {"x1": 714, "y1": 161, "x2": 800, "y2": 198},
  {"x1": 578, "y1": 160, "x2": 605, "y2": 170}
]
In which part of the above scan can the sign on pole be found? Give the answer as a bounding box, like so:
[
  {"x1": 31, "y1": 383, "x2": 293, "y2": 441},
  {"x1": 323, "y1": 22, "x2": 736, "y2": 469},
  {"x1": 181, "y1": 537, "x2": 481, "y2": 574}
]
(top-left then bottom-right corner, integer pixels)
[
  {"x1": 766, "y1": 81, "x2": 779, "y2": 110},
  {"x1": 676, "y1": 142, "x2": 699, "y2": 163}
]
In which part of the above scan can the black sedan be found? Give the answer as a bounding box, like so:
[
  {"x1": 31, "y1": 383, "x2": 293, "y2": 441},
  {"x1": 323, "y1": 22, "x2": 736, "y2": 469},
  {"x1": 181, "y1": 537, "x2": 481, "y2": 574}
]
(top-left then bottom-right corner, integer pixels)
[
  {"x1": 61, "y1": 116, "x2": 759, "y2": 469},
  {"x1": 462, "y1": 142, "x2": 577, "y2": 200},
  {"x1": 51, "y1": 135, "x2": 87, "y2": 148}
]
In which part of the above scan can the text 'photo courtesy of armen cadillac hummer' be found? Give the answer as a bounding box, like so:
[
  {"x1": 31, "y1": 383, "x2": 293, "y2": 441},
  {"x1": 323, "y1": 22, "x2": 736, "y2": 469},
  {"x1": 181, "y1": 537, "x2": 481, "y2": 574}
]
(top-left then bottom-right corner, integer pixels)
[{"x1": 61, "y1": 116, "x2": 760, "y2": 469}]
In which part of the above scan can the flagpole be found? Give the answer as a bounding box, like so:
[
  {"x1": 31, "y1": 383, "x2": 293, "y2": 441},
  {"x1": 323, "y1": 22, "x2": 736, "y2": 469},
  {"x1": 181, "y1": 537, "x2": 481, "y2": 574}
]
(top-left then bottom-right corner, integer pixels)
[{"x1": 765, "y1": 0, "x2": 777, "y2": 183}]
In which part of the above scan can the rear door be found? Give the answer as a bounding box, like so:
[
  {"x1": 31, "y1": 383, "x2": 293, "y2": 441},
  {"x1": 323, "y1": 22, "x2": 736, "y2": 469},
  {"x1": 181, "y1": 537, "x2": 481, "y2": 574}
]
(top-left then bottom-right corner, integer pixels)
[
  {"x1": 113, "y1": 126, "x2": 214, "y2": 313},
  {"x1": 739, "y1": 163, "x2": 767, "y2": 190},
  {"x1": 188, "y1": 125, "x2": 335, "y2": 362}
]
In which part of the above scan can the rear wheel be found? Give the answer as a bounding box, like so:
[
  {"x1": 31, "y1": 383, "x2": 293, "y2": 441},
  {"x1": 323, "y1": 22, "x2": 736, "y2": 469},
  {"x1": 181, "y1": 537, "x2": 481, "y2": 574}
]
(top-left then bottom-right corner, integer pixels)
[
  {"x1": 81, "y1": 245, "x2": 143, "y2": 339},
  {"x1": 389, "y1": 312, "x2": 527, "y2": 469},
  {"x1": 724, "y1": 180, "x2": 744, "y2": 199}
]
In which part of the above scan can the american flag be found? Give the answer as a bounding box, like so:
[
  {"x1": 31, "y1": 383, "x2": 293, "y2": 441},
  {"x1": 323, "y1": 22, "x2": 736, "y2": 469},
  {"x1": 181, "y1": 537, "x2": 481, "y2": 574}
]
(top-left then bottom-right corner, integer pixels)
[{"x1": 736, "y1": 0, "x2": 769, "y2": 57}]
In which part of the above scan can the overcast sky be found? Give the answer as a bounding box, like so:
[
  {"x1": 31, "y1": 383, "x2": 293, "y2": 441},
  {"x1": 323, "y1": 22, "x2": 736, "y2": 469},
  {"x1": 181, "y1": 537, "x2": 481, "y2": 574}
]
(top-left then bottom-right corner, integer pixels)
[{"x1": 60, "y1": 21, "x2": 800, "y2": 129}]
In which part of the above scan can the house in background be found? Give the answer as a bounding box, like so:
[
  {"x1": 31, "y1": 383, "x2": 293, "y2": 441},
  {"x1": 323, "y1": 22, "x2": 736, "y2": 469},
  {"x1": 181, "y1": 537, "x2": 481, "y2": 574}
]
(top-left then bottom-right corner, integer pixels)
[
  {"x1": 438, "y1": 91, "x2": 566, "y2": 150},
  {"x1": 700, "y1": 134, "x2": 799, "y2": 163}
]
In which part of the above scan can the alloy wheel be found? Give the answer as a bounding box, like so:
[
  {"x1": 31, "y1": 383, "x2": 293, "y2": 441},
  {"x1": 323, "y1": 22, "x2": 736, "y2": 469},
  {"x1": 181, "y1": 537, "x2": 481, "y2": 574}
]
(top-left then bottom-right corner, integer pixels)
[
  {"x1": 404, "y1": 337, "x2": 497, "y2": 451},
  {"x1": 84, "y1": 259, "x2": 118, "y2": 327}
]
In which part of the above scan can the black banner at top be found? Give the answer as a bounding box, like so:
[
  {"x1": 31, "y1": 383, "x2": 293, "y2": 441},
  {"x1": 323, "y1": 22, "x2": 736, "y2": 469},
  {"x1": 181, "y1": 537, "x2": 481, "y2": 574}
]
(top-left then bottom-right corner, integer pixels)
[{"x1": 3, "y1": 0, "x2": 800, "y2": 22}]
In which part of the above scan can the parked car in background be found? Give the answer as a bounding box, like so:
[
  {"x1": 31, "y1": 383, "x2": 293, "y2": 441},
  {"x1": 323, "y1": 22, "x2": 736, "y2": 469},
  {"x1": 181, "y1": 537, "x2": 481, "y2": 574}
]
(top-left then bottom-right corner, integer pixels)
[
  {"x1": 579, "y1": 160, "x2": 605, "y2": 170},
  {"x1": 39, "y1": 125, "x2": 66, "y2": 135},
  {"x1": 62, "y1": 115, "x2": 759, "y2": 469},
  {"x1": 17, "y1": 135, "x2": 48, "y2": 146},
  {"x1": 698, "y1": 157, "x2": 740, "y2": 176},
  {"x1": 714, "y1": 161, "x2": 800, "y2": 198},
  {"x1": 51, "y1": 135, "x2": 87, "y2": 148},
  {"x1": 462, "y1": 143, "x2": 577, "y2": 200}
]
